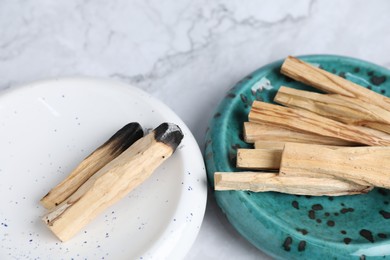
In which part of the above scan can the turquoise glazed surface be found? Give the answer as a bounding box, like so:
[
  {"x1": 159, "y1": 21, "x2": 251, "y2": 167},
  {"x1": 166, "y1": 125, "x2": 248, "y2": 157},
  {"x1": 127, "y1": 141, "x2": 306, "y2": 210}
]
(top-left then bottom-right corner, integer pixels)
[{"x1": 205, "y1": 55, "x2": 390, "y2": 259}]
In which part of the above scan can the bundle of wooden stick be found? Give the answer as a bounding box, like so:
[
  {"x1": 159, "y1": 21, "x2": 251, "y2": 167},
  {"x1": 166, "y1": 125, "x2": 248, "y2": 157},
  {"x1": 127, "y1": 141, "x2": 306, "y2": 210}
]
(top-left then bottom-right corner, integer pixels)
[
  {"x1": 215, "y1": 56, "x2": 390, "y2": 196},
  {"x1": 41, "y1": 122, "x2": 183, "y2": 241}
]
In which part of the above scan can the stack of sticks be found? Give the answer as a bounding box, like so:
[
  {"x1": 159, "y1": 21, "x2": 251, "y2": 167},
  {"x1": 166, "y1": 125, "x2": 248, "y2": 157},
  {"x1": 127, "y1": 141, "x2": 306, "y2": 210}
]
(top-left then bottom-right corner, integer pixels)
[
  {"x1": 215, "y1": 56, "x2": 390, "y2": 196},
  {"x1": 41, "y1": 122, "x2": 183, "y2": 241}
]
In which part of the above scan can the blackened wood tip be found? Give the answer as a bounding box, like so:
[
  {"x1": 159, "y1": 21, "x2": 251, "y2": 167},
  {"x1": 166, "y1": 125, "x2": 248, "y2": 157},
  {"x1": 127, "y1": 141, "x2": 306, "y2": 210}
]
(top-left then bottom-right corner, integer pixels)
[
  {"x1": 154, "y1": 123, "x2": 183, "y2": 151},
  {"x1": 104, "y1": 122, "x2": 144, "y2": 156}
]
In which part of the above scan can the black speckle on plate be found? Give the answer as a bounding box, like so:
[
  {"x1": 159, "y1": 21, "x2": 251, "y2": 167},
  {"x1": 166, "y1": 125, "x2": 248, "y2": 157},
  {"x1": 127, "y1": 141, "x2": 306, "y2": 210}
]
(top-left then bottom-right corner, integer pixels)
[
  {"x1": 340, "y1": 208, "x2": 354, "y2": 214},
  {"x1": 226, "y1": 93, "x2": 236, "y2": 99},
  {"x1": 312, "y1": 204, "x2": 323, "y2": 211},
  {"x1": 282, "y1": 237, "x2": 292, "y2": 251},
  {"x1": 240, "y1": 94, "x2": 248, "y2": 104},
  {"x1": 370, "y1": 75, "x2": 386, "y2": 86},
  {"x1": 296, "y1": 228, "x2": 308, "y2": 235},
  {"x1": 343, "y1": 238, "x2": 352, "y2": 245},
  {"x1": 359, "y1": 229, "x2": 374, "y2": 243},
  {"x1": 298, "y1": 241, "x2": 306, "y2": 252},
  {"x1": 379, "y1": 210, "x2": 390, "y2": 219},
  {"x1": 326, "y1": 220, "x2": 335, "y2": 227},
  {"x1": 338, "y1": 72, "x2": 346, "y2": 78}
]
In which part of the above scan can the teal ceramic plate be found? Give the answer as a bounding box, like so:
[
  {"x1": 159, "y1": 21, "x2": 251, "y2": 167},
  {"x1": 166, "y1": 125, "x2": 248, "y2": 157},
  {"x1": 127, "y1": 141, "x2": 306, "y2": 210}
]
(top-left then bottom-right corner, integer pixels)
[{"x1": 205, "y1": 55, "x2": 390, "y2": 259}]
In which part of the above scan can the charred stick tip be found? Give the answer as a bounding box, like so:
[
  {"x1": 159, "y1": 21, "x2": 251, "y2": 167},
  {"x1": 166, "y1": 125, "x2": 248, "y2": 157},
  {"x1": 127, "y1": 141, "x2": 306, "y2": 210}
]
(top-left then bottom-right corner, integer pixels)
[
  {"x1": 154, "y1": 123, "x2": 184, "y2": 151},
  {"x1": 105, "y1": 122, "x2": 144, "y2": 156}
]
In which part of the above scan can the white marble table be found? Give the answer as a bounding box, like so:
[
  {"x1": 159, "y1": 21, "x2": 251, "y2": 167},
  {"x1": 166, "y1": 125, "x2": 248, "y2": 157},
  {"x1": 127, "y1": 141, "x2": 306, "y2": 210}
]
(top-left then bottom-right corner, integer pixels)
[{"x1": 1, "y1": 1, "x2": 390, "y2": 259}]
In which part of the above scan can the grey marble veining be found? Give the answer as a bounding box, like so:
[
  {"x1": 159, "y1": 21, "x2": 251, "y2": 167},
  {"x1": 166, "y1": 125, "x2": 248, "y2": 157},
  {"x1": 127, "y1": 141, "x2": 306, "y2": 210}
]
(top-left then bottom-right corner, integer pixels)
[{"x1": 1, "y1": 0, "x2": 390, "y2": 259}]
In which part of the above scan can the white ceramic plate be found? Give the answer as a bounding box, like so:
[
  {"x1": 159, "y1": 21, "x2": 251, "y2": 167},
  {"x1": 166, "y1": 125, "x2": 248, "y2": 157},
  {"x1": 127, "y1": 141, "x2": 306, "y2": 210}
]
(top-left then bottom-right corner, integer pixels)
[{"x1": 0, "y1": 78, "x2": 207, "y2": 260}]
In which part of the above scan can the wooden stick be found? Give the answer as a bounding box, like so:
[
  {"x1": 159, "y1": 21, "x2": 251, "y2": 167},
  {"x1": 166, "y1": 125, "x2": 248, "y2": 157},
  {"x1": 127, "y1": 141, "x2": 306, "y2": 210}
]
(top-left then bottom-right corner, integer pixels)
[
  {"x1": 43, "y1": 123, "x2": 183, "y2": 241},
  {"x1": 274, "y1": 86, "x2": 390, "y2": 134},
  {"x1": 244, "y1": 122, "x2": 356, "y2": 146},
  {"x1": 280, "y1": 56, "x2": 390, "y2": 111},
  {"x1": 249, "y1": 101, "x2": 390, "y2": 146},
  {"x1": 239, "y1": 144, "x2": 367, "y2": 179},
  {"x1": 363, "y1": 122, "x2": 390, "y2": 134},
  {"x1": 214, "y1": 172, "x2": 372, "y2": 196},
  {"x1": 237, "y1": 149, "x2": 281, "y2": 170},
  {"x1": 40, "y1": 123, "x2": 144, "y2": 209},
  {"x1": 254, "y1": 141, "x2": 286, "y2": 150},
  {"x1": 280, "y1": 143, "x2": 390, "y2": 189}
]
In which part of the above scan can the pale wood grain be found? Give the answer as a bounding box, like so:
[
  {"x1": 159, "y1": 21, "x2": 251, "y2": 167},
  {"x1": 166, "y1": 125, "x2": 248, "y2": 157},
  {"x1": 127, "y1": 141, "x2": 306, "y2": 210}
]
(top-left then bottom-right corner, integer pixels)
[
  {"x1": 43, "y1": 125, "x2": 181, "y2": 241},
  {"x1": 214, "y1": 172, "x2": 372, "y2": 196},
  {"x1": 280, "y1": 143, "x2": 390, "y2": 188},
  {"x1": 280, "y1": 56, "x2": 390, "y2": 112},
  {"x1": 249, "y1": 101, "x2": 390, "y2": 146},
  {"x1": 237, "y1": 148, "x2": 281, "y2": 170},
  {"x1": 244, "y1": 122, "x2": 356, "y2": 146},
  {"x1": 254, "y1": 141, "x2": 286, "y2": 150},
  {"x1": 40, "y1": 123, "x2": 143, "y2": 210},
  {"x1": 274, "y1": 86, "x2": 390, "y2": 134}
]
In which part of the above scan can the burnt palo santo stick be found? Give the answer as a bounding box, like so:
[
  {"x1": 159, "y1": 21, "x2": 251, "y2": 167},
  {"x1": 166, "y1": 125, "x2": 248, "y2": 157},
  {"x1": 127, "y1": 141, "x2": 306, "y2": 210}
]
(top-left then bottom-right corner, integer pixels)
[
  {"x1": 214, "y1": 172, "x2": 372, "y2": 196},
  {"x1": 40, "y1": 122, "x2": 144, "y2": 210},
  {"x1": 274, "y1": 86, "x2": 390, "y2": 134},
  {"x1": 43, "y1": 123, "x2": 183, "y2": 242},
  {"x1": 280, "y1": 56, "x2": 390, "y2": 112},
  {"x1": 249, "y1": 101, "x2": 390, "y2": 146}
]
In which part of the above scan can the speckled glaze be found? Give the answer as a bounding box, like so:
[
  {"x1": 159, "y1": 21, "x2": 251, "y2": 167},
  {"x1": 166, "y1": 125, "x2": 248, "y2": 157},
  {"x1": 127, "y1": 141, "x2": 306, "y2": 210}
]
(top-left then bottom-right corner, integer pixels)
[{"x1": 205, "y1": 55, "x2": 390, "y2": 259}]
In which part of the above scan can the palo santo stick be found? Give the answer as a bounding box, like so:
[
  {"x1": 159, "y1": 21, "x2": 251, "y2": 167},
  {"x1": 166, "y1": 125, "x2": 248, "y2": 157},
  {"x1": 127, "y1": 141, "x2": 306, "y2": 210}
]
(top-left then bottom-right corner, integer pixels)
[
  {"x1": 214, "y1": 172, "x2": 372, "y2": 196},
  {"x1": 280, "y1": 143, "x2": 390, "y2": 189},
  {"x1": 40, "y1": 123, "x2": 144, "y2": 210},
  {"x1": 254, "y1": 141, "x2": 331, "y2": 151},
  {"x1": 237, "y1": 149, "x2": 281, "y2": 170},
  {"x1": 364, "y1": 122, "x2": 390, "y2": 134},
  {"x1": 43, "y1": 123, "x2": 183, "y2": 241},
  {"x1": 280, "y1": 56, "x2": 390, "y2": 111},
  {"x1": 254, "y1": 141, "x2": 286, "y2": 150},
  {"x1": 239, "y1": 144, "x2": 367, "y2": 178},
  {"x1": 274, "y1": 86, "x2": 390, "y2": 134},
  {"x1": 244, "y1": 122, "x2": 356, "y2": 146},
  {"x1": 249, "y1": 101, "x2": 390, "y2": 146}
]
